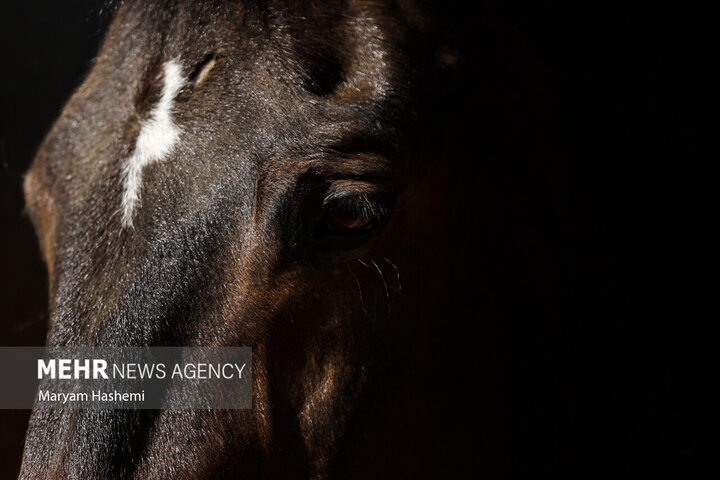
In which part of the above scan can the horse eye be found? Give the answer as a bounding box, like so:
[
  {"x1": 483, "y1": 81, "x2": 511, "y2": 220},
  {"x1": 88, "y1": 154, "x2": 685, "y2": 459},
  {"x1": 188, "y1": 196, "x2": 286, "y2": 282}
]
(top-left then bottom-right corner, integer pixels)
[
  {"x1": 313, "y1": 192, "x2": 394, "y2": 241},
  {"x1": 327, "y1": 202, "x2": 376, "y2": 233}
]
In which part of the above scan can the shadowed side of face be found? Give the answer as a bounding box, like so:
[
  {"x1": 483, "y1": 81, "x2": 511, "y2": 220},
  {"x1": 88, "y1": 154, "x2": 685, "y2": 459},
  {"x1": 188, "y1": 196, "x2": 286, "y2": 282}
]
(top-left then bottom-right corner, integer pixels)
[{"x1": 21, "y1": 0, "x2": 450, "y2": 478}]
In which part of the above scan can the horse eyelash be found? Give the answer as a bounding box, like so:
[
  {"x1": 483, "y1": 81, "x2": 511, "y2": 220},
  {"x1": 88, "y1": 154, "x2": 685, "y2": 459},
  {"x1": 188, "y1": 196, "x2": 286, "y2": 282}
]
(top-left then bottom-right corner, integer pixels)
[{"x1": 322, "y1": 192, "x2": 393, "y2": 220}]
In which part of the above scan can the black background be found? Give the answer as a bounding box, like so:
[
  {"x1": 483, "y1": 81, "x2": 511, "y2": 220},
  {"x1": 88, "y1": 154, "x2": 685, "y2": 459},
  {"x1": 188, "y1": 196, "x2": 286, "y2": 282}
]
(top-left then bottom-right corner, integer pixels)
[
  {"x1": 1, "y1": 1, "x2": 105, "y2": 477},
  {"x1": 0, "y1": 1, "x2": 717, "y2": 478}
]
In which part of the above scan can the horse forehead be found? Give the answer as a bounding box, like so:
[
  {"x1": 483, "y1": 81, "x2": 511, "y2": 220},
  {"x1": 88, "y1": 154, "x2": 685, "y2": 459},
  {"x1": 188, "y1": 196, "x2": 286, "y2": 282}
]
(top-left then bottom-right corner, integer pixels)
[{"x1": 28, "y1": 0, "x2": 406, "y2": 239}]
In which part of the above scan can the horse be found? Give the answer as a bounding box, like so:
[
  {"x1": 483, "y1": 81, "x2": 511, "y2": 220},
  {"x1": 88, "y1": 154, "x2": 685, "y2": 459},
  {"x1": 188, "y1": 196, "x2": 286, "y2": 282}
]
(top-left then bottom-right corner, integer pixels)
[{"x1": 20, "y1": 1, "x2": 468, "y2": 478}]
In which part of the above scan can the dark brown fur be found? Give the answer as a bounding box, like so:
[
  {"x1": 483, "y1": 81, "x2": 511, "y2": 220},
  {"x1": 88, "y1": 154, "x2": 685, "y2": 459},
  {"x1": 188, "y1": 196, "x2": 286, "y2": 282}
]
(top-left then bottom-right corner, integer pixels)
[{"x1": 21, "y1": 1, "x2": 454, "y2": 478}]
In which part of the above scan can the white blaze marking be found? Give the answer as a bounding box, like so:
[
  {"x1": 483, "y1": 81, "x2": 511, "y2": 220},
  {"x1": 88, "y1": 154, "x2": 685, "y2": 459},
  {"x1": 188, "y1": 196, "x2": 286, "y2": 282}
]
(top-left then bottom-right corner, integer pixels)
[{"x1": 120, "y1": 59, "x2": 185, "y2": 227}]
